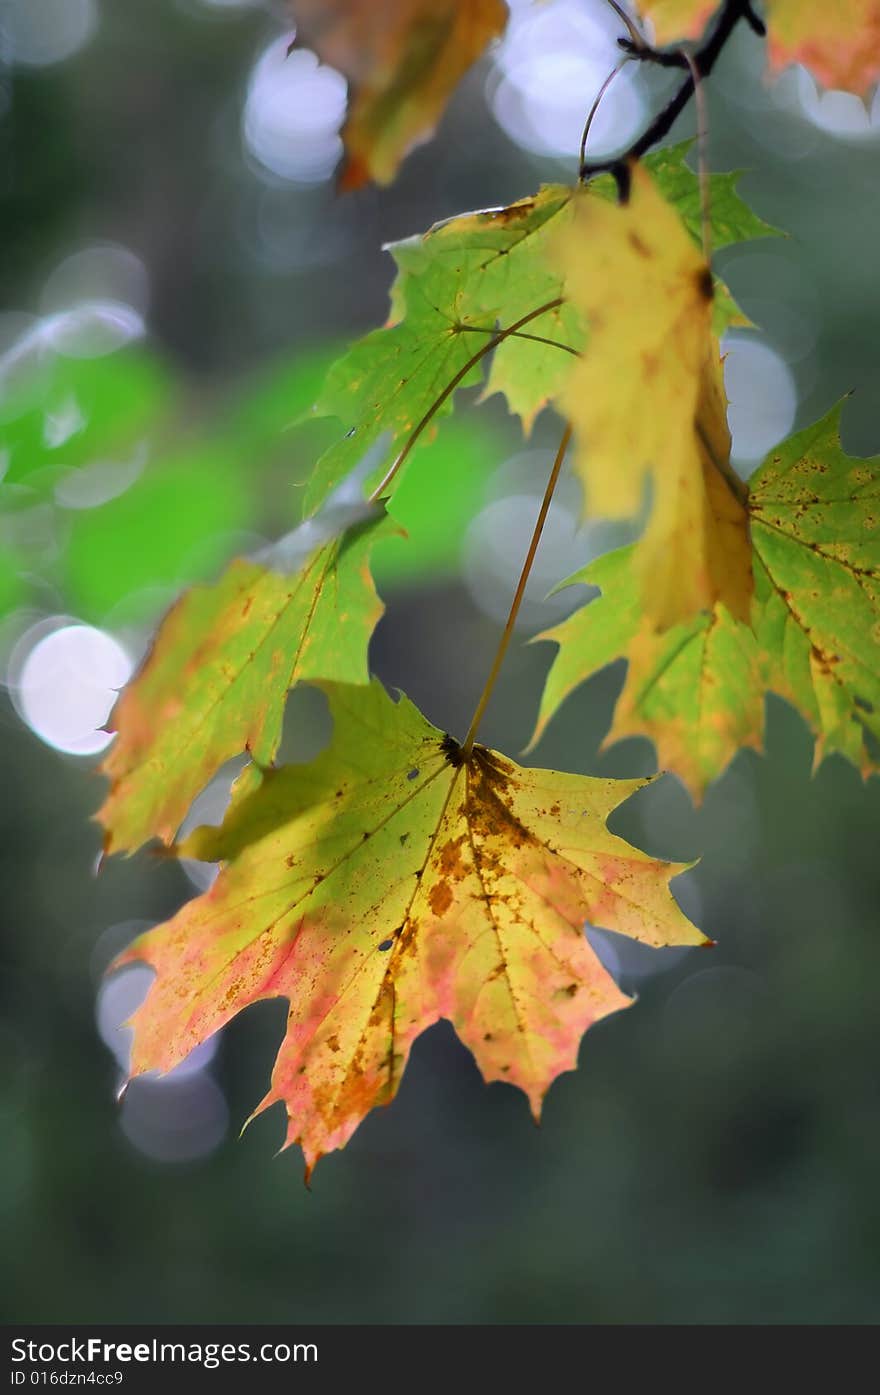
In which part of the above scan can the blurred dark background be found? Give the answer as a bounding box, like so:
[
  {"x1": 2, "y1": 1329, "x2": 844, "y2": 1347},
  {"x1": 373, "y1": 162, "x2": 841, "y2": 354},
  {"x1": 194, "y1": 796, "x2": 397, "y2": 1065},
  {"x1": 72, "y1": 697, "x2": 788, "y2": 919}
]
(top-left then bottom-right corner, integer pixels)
[{"x1": 2, "y1": 0, "x2": 879, "y2": 1325}]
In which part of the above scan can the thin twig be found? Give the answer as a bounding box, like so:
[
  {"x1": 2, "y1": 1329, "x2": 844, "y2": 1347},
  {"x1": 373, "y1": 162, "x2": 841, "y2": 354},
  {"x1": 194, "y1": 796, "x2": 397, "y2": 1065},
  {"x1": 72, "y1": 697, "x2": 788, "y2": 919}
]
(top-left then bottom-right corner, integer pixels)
[
  {"x1": 578, "y1": 60, "x2": 631, "y2": 181},
  {"x1": 579, "y1": 0, "x2": 765, "y2": 194},
  {"x1": 680, "y1": 46, "x2": 711, "y2": 261},
  {"x1": 601, "y1": 0, "x2": 646, "y2": 52},
  {"x1": 366, "y1": 298, "x2": 563, "y2": 504},
  {"x1": 460, "y1": 424, "x2": 572, "y2": 761}
]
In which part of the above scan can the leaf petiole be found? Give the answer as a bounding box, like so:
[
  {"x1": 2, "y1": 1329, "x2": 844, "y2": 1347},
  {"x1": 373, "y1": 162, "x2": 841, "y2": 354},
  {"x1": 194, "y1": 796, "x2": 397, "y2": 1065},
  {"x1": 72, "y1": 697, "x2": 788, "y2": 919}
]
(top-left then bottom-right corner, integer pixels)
[
  {"x1": 452, "y1": 324, "x2": 579, "y2": 357},
  {"x1": 366, "y1": 297, "x2": 564, "y2": 504},
  {"x1": 460, "y1": 422, "x2": 573, "y2": 761}
]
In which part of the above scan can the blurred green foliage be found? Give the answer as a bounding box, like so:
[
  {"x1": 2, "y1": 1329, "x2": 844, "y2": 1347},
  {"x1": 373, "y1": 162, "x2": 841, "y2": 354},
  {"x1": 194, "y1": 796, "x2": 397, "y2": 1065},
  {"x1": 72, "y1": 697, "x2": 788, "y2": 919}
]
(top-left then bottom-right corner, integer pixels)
[{"x1": 1, "y1": 337, "x2": 501, "y2": 626}]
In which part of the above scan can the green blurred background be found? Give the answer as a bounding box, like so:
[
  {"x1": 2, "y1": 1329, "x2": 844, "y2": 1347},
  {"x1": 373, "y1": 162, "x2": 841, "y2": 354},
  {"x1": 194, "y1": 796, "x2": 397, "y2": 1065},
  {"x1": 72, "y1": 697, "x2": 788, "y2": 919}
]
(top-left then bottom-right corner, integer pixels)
[{"x1": 2, "y1": 0, "x2": 880, "y2": 1325}]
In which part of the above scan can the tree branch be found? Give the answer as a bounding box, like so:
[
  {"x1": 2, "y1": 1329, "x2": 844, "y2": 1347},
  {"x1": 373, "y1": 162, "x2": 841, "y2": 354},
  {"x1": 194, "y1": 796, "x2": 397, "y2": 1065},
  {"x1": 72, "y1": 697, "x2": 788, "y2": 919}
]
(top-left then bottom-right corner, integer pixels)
[{"x1": 579, "y1": 0, "x2": 765, "y2": 198}]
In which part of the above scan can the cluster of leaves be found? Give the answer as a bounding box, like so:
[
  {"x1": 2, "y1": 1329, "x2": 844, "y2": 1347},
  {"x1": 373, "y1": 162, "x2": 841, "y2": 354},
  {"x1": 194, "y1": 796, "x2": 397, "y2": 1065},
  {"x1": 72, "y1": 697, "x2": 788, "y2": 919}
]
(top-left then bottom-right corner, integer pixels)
[
  {"x1": 639, "y1": 0, "x2": 880, "y2": 95},
  {"x1": 286, "y1": 0, "x2": 880, "y2": 187},
  {"x1": 94, "y1": 0, "x2": 880, "y2": 1174}
]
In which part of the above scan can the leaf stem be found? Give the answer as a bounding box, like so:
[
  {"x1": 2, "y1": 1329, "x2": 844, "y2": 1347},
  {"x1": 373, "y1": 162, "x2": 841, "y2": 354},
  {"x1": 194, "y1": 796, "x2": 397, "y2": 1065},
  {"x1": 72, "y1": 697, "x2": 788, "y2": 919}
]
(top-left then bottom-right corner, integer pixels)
[
  {"x1": 460, "y1": 422, "x2": 572, "y2": 761},
  {"x1": 679, "y1": 46, "x2": 711, "y2": 261},
  {"x1": 453, "y1": 324, "x2": 579, "y2": 356},
  {"x1": 367, "y1": 298, "x2": 564, "y2": 504},
  {"x1": 600, "y1": 0, "x2": 646, "y2": 51},
  {"x1": 578, "y1": 60, "x2": 631, "y2": 182}
]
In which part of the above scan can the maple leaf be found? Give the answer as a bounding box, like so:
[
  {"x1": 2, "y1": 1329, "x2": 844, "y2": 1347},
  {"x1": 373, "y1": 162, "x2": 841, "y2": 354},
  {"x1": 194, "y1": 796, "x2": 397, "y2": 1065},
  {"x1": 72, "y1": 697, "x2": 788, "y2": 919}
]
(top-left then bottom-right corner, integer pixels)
[
  {"x1": 604, "y1": 143, "x2": 781, "y2": 340},
  {"x1": 766, "y1": 0, "x2": 880, "y2": 97},
  {"x1": 305, "y1": 144, "x2": 776, "y2": 514},
  {"x1": 634, "y1": 0, "x2": 729, "y2": 44},
  {"x1": 532, "y1": 406, "x2": 880, "y2": 796},
  {"x1": 289, "y1": 0, "x2": 508, "y2": 189},
  {"x1": 552, "y1": 163, "x2": 753, "y2": 630},
  {"x1": 532, "y1": 546, "x2": 764, "y2": 799},
  {"x1": 389, "y1": 185, "x2": 585, "y2": 435},
  {"x1": 116, "y1": 680, "x2": 705, "y2": 1176},
  {"x1": 637, "y1": 1, "x2": 880, "y2": 97},
  {"x1": 750, "y1": 406, "x2": 880, "y2": 773},
  {"x1": 99, "y1": 513, "x2": 396, "y2": 855}
]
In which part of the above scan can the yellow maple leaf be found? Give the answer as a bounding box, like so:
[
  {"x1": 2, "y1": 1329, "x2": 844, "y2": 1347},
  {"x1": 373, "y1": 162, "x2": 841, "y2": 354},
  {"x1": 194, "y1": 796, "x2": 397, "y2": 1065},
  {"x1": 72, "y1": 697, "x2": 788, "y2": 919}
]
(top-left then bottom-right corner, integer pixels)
[
  {"x1": 638, "y1": 0, "x2": 718, "y2": 44},
  {"x1": 290, "y1": 0, "x2": 508, "y2": 188},
  {"x1": 553, "y1": 165, "x2": 751, "y2": 630}
]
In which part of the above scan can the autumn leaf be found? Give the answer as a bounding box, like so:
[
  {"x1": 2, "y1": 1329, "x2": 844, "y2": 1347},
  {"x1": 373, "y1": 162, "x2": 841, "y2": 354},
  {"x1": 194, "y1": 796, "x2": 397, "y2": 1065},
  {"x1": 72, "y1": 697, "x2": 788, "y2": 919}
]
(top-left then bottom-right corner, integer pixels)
[
  {"x1": 389, "y1": 184, "x2": 585, "y2": 434},
  {"x1": 603, "y1": 143, "x2": 781, "y2": 340},
  {"x1": 305, "y1": 144, "x2": 776, "y2": 514},
  {"x1": 533, "y1": 405, "x2": 880, "y2": 796},
  {"x1": 637, "y1": 0, "x2": 880, "y2": 97},
  {"x1": 553, "y1": 164, "x2": 753, "y2": 630},
  {"x1": 766, "y1": 0, "x2": 880, "y2": 97},
  {"x1": 302, "y1": 254, "x2": 499, "y2": 515},
  {"x1": 99, "y1": 513, "x2": 396, "y2": 855},
  {"x1": 289, "y1": 0, "x2": 508, "y2": 188},
  {"x1": 750, "y1": 406, "x2": 880, "y2": 773},
  {"x1": 634, "y1": 0, "x2": 727, "y2": 44},
  {"x1": 532, "y1": 546, "x2": 764, "y2": 799},
  {"x1": 593, "y1": 143, "x2": 779, "y2": 257},
  {"x1": 116, "y1": 680, "x2": 705, "y2": 1175},
  {"x1": 302, "y1": 185, "x2": 577, "y2": 514}
]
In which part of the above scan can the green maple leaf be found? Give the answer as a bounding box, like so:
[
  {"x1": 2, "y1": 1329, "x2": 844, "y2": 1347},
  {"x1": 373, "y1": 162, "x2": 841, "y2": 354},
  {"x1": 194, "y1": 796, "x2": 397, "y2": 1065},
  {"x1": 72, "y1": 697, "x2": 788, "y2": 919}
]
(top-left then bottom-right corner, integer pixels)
[
  {"x1": 532, "y1": 547, "x2": 764, "y2": 797},
  {"x1": 99, "y1": 513, "x2": 396, "y2": 854},
  {"x1": 750, "y1": 406, "x2": 880, "y2": 772},
  {"x1": 610, "y1": 142, "x2": 780, "y2": 254},
  {"x1": 387, "y1": 184, "x2": 583, "y2": 435},
  {"x1": 304, "y1": 145, "x2": 778, "y2": 514},
  {"x1": 115, "y1": 680, "x2": 705, "y2": 1177},
  {"x1": 533, "y1": 406, "x2": 880, "y2": 796}
]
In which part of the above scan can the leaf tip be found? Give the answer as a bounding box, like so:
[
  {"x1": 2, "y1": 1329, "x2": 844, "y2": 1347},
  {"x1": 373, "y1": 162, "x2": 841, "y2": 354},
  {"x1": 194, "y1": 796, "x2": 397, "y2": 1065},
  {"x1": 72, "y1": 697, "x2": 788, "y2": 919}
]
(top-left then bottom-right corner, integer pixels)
[{"x1": 338, "y1": 153, "x2": 370, "y2": 194}]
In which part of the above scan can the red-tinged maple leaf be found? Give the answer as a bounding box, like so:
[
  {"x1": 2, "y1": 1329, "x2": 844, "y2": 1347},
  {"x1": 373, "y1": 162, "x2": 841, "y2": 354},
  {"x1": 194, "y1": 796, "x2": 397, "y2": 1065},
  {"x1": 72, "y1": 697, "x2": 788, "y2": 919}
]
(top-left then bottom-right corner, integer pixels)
[{"x1": 116, "y1": 681, "x2": 705, "y2": 1176}]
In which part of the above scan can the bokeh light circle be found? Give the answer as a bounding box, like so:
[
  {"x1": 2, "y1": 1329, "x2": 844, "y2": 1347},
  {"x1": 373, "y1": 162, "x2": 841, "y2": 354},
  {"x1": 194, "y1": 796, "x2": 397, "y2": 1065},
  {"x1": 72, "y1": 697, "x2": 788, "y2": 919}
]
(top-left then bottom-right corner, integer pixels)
[
  {"x1": 489, "y1": 0, "x2": 647, "y2": 161},
  {"x1": 9, "y1": 621, "x2": 132, "y2": 755},
  {"x1": 243, "y1": 37, "x2": 347, "y2": 184},
  {"x1": 6, "y1": 0, "x2": 98, "y2": 69},
  {"x1": 722, "y1": 336, "x2": 798, "y2": 470}
]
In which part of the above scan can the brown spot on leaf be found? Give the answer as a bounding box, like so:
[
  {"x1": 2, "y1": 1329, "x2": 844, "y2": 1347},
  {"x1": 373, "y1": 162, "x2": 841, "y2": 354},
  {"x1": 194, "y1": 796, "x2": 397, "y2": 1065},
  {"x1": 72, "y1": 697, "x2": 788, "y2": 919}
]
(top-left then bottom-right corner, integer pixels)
[
  {"x1": 438, "y1": 836, "x2": 467, "y2": 881},
  {"x1": 485, "y1": 198, "x2": 536, "y2": 224},
  {"x1": 429, "y1": 880, "x2": 454, "y2": 915}
]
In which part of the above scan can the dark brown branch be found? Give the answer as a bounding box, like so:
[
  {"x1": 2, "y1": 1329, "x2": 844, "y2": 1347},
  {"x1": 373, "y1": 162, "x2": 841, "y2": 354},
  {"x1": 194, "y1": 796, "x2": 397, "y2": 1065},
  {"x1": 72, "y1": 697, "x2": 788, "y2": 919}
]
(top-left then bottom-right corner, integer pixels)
[{"x1": 579, "y1": 0, "x2": 765, "y2": 198}]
